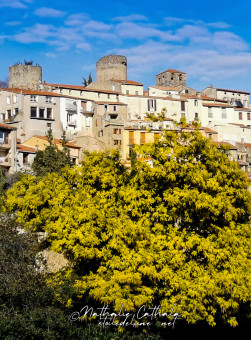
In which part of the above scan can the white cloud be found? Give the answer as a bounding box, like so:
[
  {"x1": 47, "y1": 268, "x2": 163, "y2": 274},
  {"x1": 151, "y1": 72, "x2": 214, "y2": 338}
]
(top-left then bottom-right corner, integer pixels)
[
  {"x1": 65, "y1": 14, "x2": 89, "y2": 26},
  {"x1": 164, "y1": 17, "x2": 231, "y2": 29},
  {"x1": 14, "y1": 24, "x2": 56, "y2": 43},
  {"x1": 5, "y1": 21, "x2": 22, "y2": 26},
  {"x1": 34, "y1": 7, "x2": 66, "y2": 18},
  {"x1": 116, "y1": 22, "x2": 179, "y2": 41},
  {"x1": 76, "y1": 42, "x2": 91, "y2": 51},
  {"x1": 0, "y1": 0, "x2": 31, "y2": 8},
  {"x1": 176, "y1": 25, "x2": 211, "y2": 43},
  {"x1": 45, "y1": 52, "x2": 56, "y2": 58},
  {"x1": 113, "y1": 14, "x2": 148, "y2": 22},
  {"x1": 213, "y1": 31, "x2": 248, "y2": 52}
]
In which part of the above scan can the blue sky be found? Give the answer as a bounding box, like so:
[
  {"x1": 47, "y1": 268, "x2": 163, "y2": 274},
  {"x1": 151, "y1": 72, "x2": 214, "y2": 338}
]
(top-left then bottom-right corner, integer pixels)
[{"x1": 1, "y1": 0, "x2": 251, "y2": 91}]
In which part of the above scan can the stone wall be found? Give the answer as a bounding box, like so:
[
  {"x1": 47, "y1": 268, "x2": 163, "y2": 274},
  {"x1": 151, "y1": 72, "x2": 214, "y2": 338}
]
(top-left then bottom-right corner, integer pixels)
[
  {"x1": 9, "y1": 64, "x2": 42, "y2": 90},
  {"x1": 96, "y1": 55, "x2": 127, "y2": 83}
]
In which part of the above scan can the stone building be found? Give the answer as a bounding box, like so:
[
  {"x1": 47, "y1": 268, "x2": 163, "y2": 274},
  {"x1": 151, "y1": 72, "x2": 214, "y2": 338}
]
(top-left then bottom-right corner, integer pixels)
[
  {"x1": 9, "y1": 63, "x2": 42, "y2": 91},
  {"x1": 156, "y1": 69, "x2": 187, "y2": 87}
]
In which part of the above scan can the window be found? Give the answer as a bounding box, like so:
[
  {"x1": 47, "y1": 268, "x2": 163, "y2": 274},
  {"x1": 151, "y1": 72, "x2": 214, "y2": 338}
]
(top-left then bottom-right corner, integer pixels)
[
  {"x1": 30, "y1": 107, "x2": 37, "y2": 118},
  {"x1": 129, "y1": 131, "x2": 134, "y2": 145},
  {"x1": 69, "y1": 90, "x2": 71, "y2": 95},
  {"x1": 181, "y1": 101, "x2": 185, "y2": 112},
  {"x1": 208, "y1": 107, "x2": 213, "y2": 118},
  {"x1": 148, "y1": 99, "x2": 157, "y2": 111},
  {"x1": 104, "y1": 104, "x2": 108, "y2": 112},
  {"x1": 7, "y1": 97, "x2": 10, "y2": 105},
  {"x1": 108, "y1": 94, "x2": 110, "y2": 99},
  {"x1": 7, "y1": 110, "x2": 11, "y2": 119},
  {"x1": 23, "y1": 153, "x2": 29, "y2": 165},
  {"x1": 140, "y1": 132, "x2": 146, "y2": 144},
  {"x1": 98, "y1": 93, "x2": 100, "y2": 98},
  {"x1": 135, "y1": 91, "x2": 138, "y2": 95},
  {"x1": 194, "y1": 112, "x2": 198, "y2": 120},
  {"x1": 185, "y1": 89, "x2": 189, "y2": 94},
  {"x1": 1, "y1": 113, "x2": 6, "y2": 121},
  {"x1": 95, "y1": 119, "x2": 98, "y2": 127},
  {"x1": 13, "y1": 95, "x2": 17, "y2": 104},
  {"x1": 47, "y1": 123, "x2": 51, "y2": 128},
  {"x1": 179, "y1": 74, "x2": 182, "y2": 81},
  {"x1": 98, "y1": 130, "x2": 103, "y2": 137},
  {"x1": 126, "y1": 90, "x2": 129, "y2": 95},
  {"x1": 80, "y1": 91, "x2": 83, "y2": 96},
  {"x1": 47, "y1": 108, "x2": 52, "y2": 119},
  {"x1": 114, "y1": 140, "x2": 121, "y2": 145},
  {"x1": 14, "y1": 108, "x2": 18, "y2": 115},
  {"x1": 46, "y1": 96, "x2": 52, "y2": 103},
  {"x1": 30, "y1": 95, "x2": 37, "y2": 102},
  {"x1": 208, "y1": 133, "x2": 212, "y2": 140},
  {"x1": 171, "y1": 74, "x2": 174, "y2": 80},
  {"x1": 194, "y1": 100, "x2": 198, "y2": 106},
  {"x1": 116, "y1": 95, "x2": 119, "y2": 101},
  {"x1": 86, "y1": 117, "x2": 91, "y2": 127},
  {"x1": 239, "y1": 112, "x2": 243, "y2": 120},
  {"x1": 119, "y1": 129, "x2": 121, "y2": 134},
  {"x1": 113, "y1": 128, "x2": 118, "y2": 134},
  {"x1": 39, "y1": 108, "x2": 45, "y2": 118},
  {"x1": 221, "y1": 108, "x2": 227, "y2": 118},
  {"x1": 247, "y1": 112, "x2": 251, "y2": 120},
  {"x1": 0, "y1": 131, "x2": 5, "y2": 142},
  {"x1": 113, "y1": 106, "x2": 117, "y2": 112}
]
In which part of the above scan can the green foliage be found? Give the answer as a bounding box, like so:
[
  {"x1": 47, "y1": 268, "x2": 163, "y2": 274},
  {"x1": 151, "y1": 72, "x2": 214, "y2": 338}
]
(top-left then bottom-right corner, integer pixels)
[
  {"x1": 32, "y1": 129, "x2": 72, "y2": 176},
  {"x1": 0, "y1": 168, "x2": 5, "y2": 195},
  {"x1": 82, "y1": 73, "x2": 93, "y2": 86},
  {"x1": 5, "y1": 131, "x2": 251, "y2": 329},
  {"x1": 0, "y1": 215, "x2": 89, "y2": 339}
]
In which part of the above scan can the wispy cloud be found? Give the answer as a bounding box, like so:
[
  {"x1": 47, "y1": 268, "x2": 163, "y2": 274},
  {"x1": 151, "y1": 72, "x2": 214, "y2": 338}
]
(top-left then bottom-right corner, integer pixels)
[
  {"x1": 0, "y1": 0, "x2": 31, "y2": 8},
  {"x1": 164, "y1": 17, "x2": 231, "y2": 29},
  {"x1": 34, "y1": 7, "x2": 67, "y2": 18},
  {"x1": 113, "y1": 14, "x2": 148, "y2": 22},
  {"x1": 5, "y1": 21, "x2": 22, "y2": 26},
  {"x1": 45, "y1": 52, "x2": 56, "y2": 58}
]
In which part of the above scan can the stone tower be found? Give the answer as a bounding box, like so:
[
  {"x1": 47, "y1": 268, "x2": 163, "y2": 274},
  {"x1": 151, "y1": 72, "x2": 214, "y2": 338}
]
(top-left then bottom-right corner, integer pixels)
[
  {"x1": 9, "y1": 64, "x2": 42, "y2": 90},
  {"x1": 156, "y1": 69, "x2": 186, "y2": 87},
  {"x1": 96, "y1": 55, "x2": 127, "y2": 83}
]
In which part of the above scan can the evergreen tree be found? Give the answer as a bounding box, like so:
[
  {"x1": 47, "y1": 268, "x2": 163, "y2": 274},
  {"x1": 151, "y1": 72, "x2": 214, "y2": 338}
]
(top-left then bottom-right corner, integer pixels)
[{"x1": 32, "y1": 129, "x2": 72, "y2": 176}]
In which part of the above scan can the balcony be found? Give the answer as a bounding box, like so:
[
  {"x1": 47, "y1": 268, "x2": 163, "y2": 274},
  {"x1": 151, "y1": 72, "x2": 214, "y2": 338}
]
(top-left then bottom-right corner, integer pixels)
[
  {"x1": 80, "y1": 107, "x2": 94, "y2": 115},
  {"x1": 0, "y1": 139, "x2": 11, "y2": 150},
  {"x1": 0, "y1": 156, "x2": 11, "y2": 167},
  {"x1": 66, "y1": 102, "x2": 77, "y2": 112},
  {"x1": 67, "y1": 120, "x2": 77, "y2": 127}
]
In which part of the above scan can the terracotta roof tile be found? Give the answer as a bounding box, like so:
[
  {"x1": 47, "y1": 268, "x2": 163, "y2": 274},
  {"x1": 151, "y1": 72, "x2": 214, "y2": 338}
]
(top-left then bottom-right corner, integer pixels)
[
  {"x1": 111, "y1": 79, "x2": 143, "y2": 86},
  {"x1": 216, "y1": 88, "x2": 250, "y2": 95},
  {"x1": 17, "y1": 144, "x2": 36, "y2": 153},
  {"x1": 0, "y1": 123, "x2": 17, "y2": 130},
  {"x1": 156, "y1": 69, "x2": 186, "y2": 76}
]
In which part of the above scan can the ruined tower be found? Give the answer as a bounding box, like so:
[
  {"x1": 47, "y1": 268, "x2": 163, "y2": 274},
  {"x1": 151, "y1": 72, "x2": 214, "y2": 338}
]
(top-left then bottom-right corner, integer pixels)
[
  {"x1": 96, "y1": 55, "x2": 127, "y2": 83},
  {"x1": 9, "y1": 63, "x2": 42, "y2": 90}
]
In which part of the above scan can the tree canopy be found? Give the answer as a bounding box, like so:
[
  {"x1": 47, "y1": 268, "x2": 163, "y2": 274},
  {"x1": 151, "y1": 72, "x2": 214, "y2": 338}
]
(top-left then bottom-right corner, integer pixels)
[
  {"x1": 32, "y1": 129, "x2": 72, "y2": 176},
  {"x1": 5, "y1": 128, "x2": 251, "y2": 328}
]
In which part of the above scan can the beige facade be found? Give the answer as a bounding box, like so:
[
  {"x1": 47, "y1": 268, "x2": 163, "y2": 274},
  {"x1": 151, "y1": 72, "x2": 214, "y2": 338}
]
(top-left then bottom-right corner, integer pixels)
[
  {"x1": 23, "y1": 135, "x2": 81, "y2": 165},
  {"x1": 0, "y1": 89, "x2": 63, "y2": 142},
  {"x1": 0, "y1": 123, "x2": 17, "y2": 174}
]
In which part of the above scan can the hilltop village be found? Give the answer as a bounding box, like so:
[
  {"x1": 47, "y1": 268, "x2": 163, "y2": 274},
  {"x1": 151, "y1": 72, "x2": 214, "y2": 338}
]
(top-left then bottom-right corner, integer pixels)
[{"x1": 0, "y1": 55, "x2": 251, "y2": 178}]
